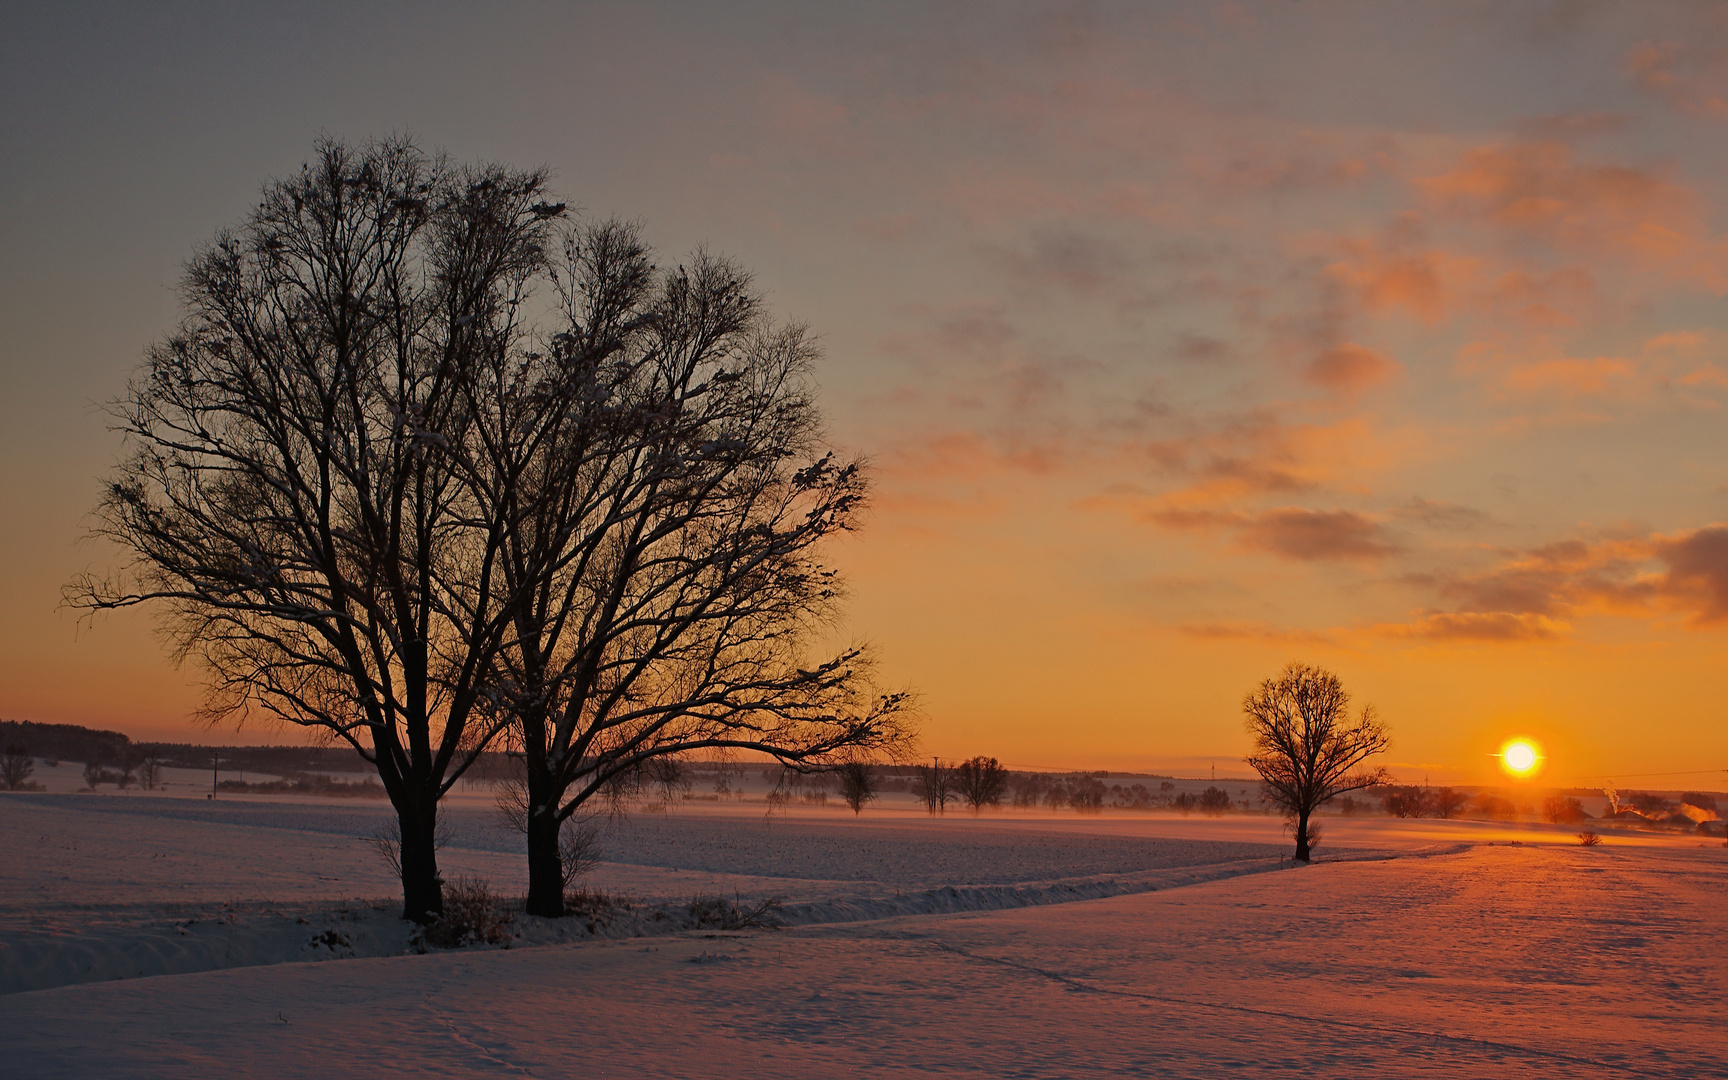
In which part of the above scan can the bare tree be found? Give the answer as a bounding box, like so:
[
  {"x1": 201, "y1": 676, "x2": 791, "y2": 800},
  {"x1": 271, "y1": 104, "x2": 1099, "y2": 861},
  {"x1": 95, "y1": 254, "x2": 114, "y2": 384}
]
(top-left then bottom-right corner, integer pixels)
[
  {"x1": 0, "y1": 746, "x2": 33, "y2": 790},
  {"x1": 138, "y1": 755, "x2": 164, "y2": 791},
  {"x1": 917, "y1": 757, "x2": 957, "y2": 815},
  {"x1": 67, "y1": 137, "x2": 561, "y2": 922},
  {"x1": 1198, "y1": 785, "x2": 1232, "y2": 816},
  {"x1": 472, "y1": 220, "x2": 914, "y2": 915},
  {"x1": 1243, "y1": 662, "x2": 1390, "y2": 862},
  {"x1": 1430, "y1": 786, "x2": 1466, "y2": 819},
  {"x1": 836, "y1": 761, "x2": 878, "y2": 815},
  {"x1": 1379, "y1": 785, "x2": 1428, "y2": 818},
  {"x1": 955, "y1": 756, "x2": 1008, "y2": 813}
]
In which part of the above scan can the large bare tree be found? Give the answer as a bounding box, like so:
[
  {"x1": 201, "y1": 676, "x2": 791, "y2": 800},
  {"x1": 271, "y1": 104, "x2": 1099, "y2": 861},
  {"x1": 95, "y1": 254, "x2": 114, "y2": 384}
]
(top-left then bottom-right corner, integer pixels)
[
  {"x1": 1243, "y1": 662, "x2": 1390, "y2": 862},
  {"x1": 68, "y1": 137, "x2": 560, "y2": 921},
  {"x1": 483, "y1": 220, "x2": 914, "y2": 916}
]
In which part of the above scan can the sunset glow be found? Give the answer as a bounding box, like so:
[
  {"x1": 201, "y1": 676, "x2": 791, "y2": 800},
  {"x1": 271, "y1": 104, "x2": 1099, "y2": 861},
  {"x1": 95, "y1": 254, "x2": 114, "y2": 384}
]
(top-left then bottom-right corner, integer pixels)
[
  {"x1": 7, "y1": 9, "x2": 1728, "y2": 1078},
  {"x1": 4, "y1": 5, "x2": 1728, "y2": 786},
  {"x1": 1498, "y1": 738, "x2": 1544, "y2": 780}
]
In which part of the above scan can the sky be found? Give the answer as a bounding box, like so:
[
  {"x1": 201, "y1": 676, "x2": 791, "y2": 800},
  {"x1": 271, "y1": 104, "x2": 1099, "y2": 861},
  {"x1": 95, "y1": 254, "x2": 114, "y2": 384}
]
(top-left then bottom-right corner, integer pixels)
[{"x1": 5, "y1": 1, "x2": 1728, "y2": 785}]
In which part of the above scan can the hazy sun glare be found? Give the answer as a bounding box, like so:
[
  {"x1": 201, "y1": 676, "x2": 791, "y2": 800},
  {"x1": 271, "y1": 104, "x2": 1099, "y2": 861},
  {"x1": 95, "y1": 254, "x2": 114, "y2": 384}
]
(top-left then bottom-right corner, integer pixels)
[{"x1": 1499, "y1": 738, "x2": 1544, "y2": 779}]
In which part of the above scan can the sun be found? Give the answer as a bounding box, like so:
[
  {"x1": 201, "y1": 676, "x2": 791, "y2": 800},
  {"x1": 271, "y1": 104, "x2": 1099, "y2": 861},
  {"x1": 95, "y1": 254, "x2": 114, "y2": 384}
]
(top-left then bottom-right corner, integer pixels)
[{"x1": 1498, "y1": 737, "x2": 1544, "y2": 779}]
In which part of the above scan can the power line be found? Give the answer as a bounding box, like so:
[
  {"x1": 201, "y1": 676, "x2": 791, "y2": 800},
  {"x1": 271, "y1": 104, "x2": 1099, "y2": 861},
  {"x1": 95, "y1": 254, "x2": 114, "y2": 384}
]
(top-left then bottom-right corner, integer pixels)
[{"x1": 1565, "y1": 768, "x2": 1727, "y2": 780}]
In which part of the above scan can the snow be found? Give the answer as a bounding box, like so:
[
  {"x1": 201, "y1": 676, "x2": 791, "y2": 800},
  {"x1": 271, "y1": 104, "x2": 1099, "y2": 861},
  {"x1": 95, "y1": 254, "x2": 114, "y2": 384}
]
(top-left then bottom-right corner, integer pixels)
[{"x1": 3, "y1": 789, "x2": 1725, "y2": 1077}]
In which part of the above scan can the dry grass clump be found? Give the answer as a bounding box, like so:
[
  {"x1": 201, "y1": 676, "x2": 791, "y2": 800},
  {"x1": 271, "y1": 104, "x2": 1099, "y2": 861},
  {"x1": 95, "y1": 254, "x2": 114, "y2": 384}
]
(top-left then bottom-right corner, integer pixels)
[
  {"x1": 420, "y1": 876, "x2": 513, "y2": 949},
  {"x1": 686, "y1": 893, "x2": 784, "y2": 931},
  {"x1": 1577, "y1": 830, "x2": 1602, "y2": 847}
]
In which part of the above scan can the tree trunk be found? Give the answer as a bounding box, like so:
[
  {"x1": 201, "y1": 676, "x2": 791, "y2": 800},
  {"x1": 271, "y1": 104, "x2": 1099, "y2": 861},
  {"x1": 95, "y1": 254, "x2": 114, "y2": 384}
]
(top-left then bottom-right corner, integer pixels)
[
  {"x1": 525, "y1": 800, "x2": 565, "y2": 917},
  {"x1": 1293, "y1": 807, "x2": 1312, "y2": 863},
  {"x1": 398, "y1": 800, "x2": 444, "y2": 923}
]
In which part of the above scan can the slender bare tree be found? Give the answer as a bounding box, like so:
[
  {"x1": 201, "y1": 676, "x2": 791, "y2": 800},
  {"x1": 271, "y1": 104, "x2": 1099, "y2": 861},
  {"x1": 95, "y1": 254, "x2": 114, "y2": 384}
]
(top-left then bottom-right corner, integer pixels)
[
  {"x1": 918, "y1": 756, "x2": 957, "y2": 815},
  {"x1": 481, "y1": 220, "x2": 915, "y2": 916},
  {"x1": 1243, "y1": 662, "x2": 1390, "y2": 862},
  {"x1": 67, "y1": 137, "x2": 561, "y2": 921}
]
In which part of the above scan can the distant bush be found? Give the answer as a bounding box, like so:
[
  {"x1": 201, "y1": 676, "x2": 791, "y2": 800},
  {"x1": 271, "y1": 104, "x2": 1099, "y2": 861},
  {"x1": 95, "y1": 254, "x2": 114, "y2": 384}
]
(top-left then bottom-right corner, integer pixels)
[
  {"x1": 1543, "y1": 796, "x2": 1588, "y2": 824},
  {"x1": 1473, "y1": 795, "x2": 1519, "y2": 820},
  {"x1": 1336, "y1": 795, "x2": 1361, "y2": 816},
  {"x1": 1627, "y1": 791, "x2": 1671, "y2": 815},
  {"x1": 1578, "y1": 830, "x2": 1602, "y2": 846},
  {"x1": 420, "y1": 876, "x2": 511, "y2": 949}
]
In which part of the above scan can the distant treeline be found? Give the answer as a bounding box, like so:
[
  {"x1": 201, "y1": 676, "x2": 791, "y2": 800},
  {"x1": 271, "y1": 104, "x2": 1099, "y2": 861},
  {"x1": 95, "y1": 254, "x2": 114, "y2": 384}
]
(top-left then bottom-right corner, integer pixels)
[
  {"x1": 0, "y1": 719, "x2": 379, "y2": 775},
  {"x1": 0, "y1": 720, "x2": 133, "y2": 764}
]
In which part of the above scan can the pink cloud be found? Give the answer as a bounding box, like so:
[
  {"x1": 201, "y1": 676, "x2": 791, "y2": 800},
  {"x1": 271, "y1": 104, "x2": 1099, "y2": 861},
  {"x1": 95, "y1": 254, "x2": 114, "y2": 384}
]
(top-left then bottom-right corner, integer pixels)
[
  {"x1": 1144, "y1": 505, "x2": 1400, "y2": 563},
  {"x1": 1499, "y1": 357, "x2": 1636, "y2": 397},
  {"x1": 1305, "y1": 342, "x2": 1399, "y2": 396},
  {"x1": 1654, "y1": 526, "x2": 1728, "y2": 621},
  {"x1": 1415, "y1": 525, "x2": 1728, "y2": 628},
  {"x1": 1373, "y1": 611, "x2": 1569, "y2": 642},
  {"x1": 1236, "y1": 507, "x2": 1401, "y2": 562}
]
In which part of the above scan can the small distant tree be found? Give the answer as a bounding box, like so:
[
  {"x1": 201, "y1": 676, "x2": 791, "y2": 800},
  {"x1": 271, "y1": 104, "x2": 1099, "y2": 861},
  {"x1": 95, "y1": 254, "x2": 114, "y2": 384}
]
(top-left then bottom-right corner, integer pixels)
[
  {"x1": 1, "y1": 746, "x2": 33, "y2": 790},
  {"x1": 837, "y1": 761, "x2": 878, "y2": 815},
  {"x1": 1430, "y1": 786, "x2": 1466, "y2": 819},
  {"x1": 1244, "y1": 662, "x2": 1391, "y2": 862},
  {"x1": 1198, "y1": 785, "x2": 1232, "y2": 816},
  {"x1": 918, "y1": 757, "x2": 957, "y2": 815},
  {"x1": 82, "y1": 759, "x2": 105, "y2": 790},
  {"x1": 1380, "y1": 785, "x2": 1428, "y2": 818},
  {"x1": 1066, "y1": 773, "x2": 1106, "y2": 814},
  {"x1": 955, "y1": 756, "x2": 1008, "y2": 813},
  {"x1": 138, "y1": 755, "x2": 164, "y2": 791},
  {"x1": 116, "y1": 751, "x2": 141, "y2": 790},
  {"x1": 1543, "y1": 795, "x2": 1587, "y2": 824}
]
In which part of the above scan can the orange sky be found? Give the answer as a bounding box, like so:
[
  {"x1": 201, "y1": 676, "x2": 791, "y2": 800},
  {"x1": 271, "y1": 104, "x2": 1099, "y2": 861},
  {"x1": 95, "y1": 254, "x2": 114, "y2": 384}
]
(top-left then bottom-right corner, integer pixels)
[{"x1": 5, "y1": 3, "x2": 1728, "y2": 787}]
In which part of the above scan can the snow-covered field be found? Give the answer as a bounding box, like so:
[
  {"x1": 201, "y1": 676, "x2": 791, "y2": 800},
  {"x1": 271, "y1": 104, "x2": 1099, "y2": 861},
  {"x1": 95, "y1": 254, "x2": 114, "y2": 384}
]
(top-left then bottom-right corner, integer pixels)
[{"x1": 3, "y1": 789, "x2": 1724, "y2": 1078}]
